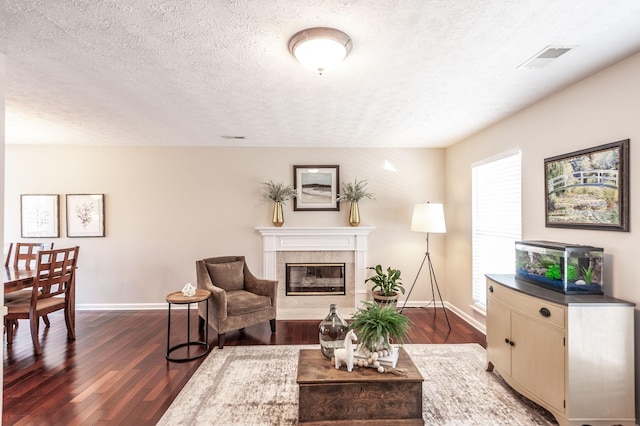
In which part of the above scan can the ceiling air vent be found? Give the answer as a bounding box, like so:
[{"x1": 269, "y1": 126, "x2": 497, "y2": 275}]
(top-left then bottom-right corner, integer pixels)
[{"x1": 518, "y1": 45, "x2": 575, "y2": 69}]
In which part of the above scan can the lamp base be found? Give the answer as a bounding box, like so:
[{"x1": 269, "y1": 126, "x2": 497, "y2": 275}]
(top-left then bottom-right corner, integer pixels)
[{"x1": 400, "y1": 250, "x2": 451, "y2": 332}]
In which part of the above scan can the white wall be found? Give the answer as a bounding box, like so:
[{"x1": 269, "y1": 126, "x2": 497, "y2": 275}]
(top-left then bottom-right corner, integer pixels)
[
  {"x1": 445, "y1": 50, "x2": 640, "y2": 420},
  {"x1": 4, "y1": 146, "x2": 445, "y2": 310}
]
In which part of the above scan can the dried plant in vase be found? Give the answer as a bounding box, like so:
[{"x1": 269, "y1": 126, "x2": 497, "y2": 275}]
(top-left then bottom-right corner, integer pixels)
[
  {"x1": 337, "y1": 178, "x2": 374, "y2": 226},
  {"x1": 262, "y1": 181, "x2": 296, "y2": 227},
  {"x1": 337, "y1": 178, "x2": 374, "y2": 203}
]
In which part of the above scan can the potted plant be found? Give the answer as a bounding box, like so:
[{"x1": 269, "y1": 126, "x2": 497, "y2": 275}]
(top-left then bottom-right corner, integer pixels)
[
  {"x1": 366, "y1": 264, "x2": 405, "y2": 306},
  {"x1": 337, "y1": 178, "x2": 374, "y2": 226},
  {"x1": 349, "y1": 301, "x2": 411, "y2": 353},
  {"x1": 262, "y1": 181, "x2": 296, "y2": 227}
]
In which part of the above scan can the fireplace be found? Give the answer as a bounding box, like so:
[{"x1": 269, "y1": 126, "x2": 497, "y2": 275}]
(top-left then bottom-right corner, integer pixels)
[
  {"x1": 256, "y1": 226, "x2": 374, "y2": 319},
  {"x1": 286, "y1": 263, "x2": 346, "y2": 296}
]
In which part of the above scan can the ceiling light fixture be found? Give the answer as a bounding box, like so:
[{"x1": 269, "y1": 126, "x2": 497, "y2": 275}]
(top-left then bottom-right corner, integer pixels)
[{"x1": 288, "y1": 27, "x2": 352, "y2": 75}]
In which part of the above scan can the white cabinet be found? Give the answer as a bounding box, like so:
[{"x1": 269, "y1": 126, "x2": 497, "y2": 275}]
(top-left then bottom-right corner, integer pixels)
[{"x1": 486, "y1": 274, "x2": 635, "y2": 426}]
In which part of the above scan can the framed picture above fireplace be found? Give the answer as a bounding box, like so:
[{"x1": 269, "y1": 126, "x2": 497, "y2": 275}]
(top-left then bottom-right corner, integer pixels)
[{"x1": 293, "y1": 165, "x2": 340, "y2": 211}]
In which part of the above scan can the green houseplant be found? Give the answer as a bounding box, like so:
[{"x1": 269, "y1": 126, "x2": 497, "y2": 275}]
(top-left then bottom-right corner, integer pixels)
[
  {"x1": 349, "y1": 302, "x2": 411, "y2": 353},
  {"x1": 366, "y1": 264, "x2": 405, "y2": 306}
]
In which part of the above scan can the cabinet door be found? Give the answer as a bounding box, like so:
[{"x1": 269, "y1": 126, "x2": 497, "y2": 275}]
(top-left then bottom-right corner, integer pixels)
[
  {"x1": 511, "y1": 312, "x2": 565, "y2": 413},
  {"x1": 486, "y1": 296, "x2": 512, "y2": 374}
]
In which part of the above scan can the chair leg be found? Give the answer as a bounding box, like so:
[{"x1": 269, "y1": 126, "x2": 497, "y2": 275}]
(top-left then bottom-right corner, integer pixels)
[
  {"x1": 270, "y1": 319, "x2": 276, "y2": 334},
  {"x1": 64, "y1": 308, "x2": 75, "y2": 340},
  {"x1": 30, "y1": 315, "x2": 42, "y2": 355},
  {"x1": 6, "y1": 320, "x2": 15, "y2": 344},
  {"x1": 218, "y1": 333, "x2": 225, "y2": 349},
  {"x1": 43, "y1": 315, "x2": 51, "y2": 328},
  {"x1": 199, "y1": 316, "x2": 205, "y2": 332}
]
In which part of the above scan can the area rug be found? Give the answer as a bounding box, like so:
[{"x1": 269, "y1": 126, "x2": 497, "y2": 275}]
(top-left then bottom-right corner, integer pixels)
[{"x1": 158, "y1": 344, "x2": 557, "y2": 425}]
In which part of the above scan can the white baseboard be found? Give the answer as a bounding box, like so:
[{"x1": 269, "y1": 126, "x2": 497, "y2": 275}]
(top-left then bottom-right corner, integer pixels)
[
  {"x1": 77, "y1": 303, "x2": 166, "y2": 310},
  {"x1": 398, "y1": 300, "x2": 486, "y2": 335},
  {"x1": 76, "y1": 301, "x2": 488, "y2": 336},
  {"x1": 446, "y1": 303, "x2": 486, "y2": 334}
]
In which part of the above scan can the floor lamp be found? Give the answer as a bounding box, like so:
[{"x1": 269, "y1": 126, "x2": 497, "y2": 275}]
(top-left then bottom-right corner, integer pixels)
[{"x1": 400, "y1": 202, "x2": 451, "y2": 331}]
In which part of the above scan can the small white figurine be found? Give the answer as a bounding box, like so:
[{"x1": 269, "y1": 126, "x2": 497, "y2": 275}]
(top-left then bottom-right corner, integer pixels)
[
  {"x1": 181, "y1": 283, "x2": 196, "y2": 297},
  {"x1": 334, "y1": 330, "x2": 357, "y2": 372}
]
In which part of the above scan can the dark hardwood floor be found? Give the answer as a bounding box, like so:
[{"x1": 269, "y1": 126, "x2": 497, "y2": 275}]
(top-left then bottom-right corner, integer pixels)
[{"x1": 3, "y1": 307, "x2": 485, "y2": 425}]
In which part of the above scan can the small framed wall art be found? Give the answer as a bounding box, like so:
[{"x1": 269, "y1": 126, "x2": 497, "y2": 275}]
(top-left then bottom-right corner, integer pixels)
[
  {"x1": 66, "y1": 194, "x2": 105, "y2": 237},
  {"x1": 545, "y1": 139, "x2": 629, "y2": 231},
  {"x1": 20, "y1": 194, "x2": 60, "y2": 238},
  {"x1": 293, "y1": 165, "x2": 340, "y2": 211}
]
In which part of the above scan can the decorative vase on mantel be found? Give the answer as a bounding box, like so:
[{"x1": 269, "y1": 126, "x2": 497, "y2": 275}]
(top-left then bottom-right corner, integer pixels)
[
  {"x1": 349, "y1": 201, "x2": 360, "y2": 227},
  {"x1": 272, "y1": 202, "x2": 284, "y2": 227},
  {"x1": 319, "y1": 304, "x2": 349, "y2": 359}
]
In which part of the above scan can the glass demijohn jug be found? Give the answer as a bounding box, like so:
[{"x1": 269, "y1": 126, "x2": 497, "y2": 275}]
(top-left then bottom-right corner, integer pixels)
[{"x1": 318, "y1": 304, "x2": 349, "y2": 359}]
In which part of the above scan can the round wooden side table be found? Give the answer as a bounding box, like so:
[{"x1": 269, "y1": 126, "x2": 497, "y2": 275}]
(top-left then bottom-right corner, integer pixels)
[{"x1": 165, "y1": 288, "x2": 211, "y2": 362}]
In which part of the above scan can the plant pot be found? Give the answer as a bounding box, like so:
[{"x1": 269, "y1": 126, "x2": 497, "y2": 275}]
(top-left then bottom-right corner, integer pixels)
[
  {"x1": 349, "y1": 201, "x2": 360, "y2": 227},
  {"x1": 372, "y1": 291, "x2": 398, "y2": 307},
  {"x1": 272, "y1": 202, "x2": 284, "y2": 227}
]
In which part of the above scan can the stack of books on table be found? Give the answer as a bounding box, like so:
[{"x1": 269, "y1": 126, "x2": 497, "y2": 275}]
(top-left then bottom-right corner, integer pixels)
[{"x1": 353, "y1": 346, "x2": 399, "y2": 368}]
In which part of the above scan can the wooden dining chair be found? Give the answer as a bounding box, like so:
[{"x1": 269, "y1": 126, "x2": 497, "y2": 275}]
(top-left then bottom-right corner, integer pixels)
[
  {"x1": 10, "y1": 242, "x2": 54, "y2": 269},
  {"x1": 4, "y1": 242, "x2": 14, "y2": 268},
  {"x1": 4, "y1": 242, "x2": 55, "y2": 328},
  {"x1": 5, "y1": 246, "x2": 80, "y2": 355}
]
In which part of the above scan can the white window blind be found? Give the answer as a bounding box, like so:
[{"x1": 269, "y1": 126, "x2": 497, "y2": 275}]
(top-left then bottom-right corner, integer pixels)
[{"x1": 471, "y1": 151, "x2": 522, "y2": 310}]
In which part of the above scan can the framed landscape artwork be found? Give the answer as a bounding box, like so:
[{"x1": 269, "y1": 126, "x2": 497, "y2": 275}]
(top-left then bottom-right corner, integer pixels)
[
  {"x1": 545, "y1": 139, "x2": 629, "y2": 231},
  {"x1": 20, "y1": 194, "x2": 60, "y2": 238},
  {"x1": 293, "y1": 165, "x2": 340, "y2": 211},
  {"x1": 66, "y1": 194, "x2": 105, "y2": 237}
]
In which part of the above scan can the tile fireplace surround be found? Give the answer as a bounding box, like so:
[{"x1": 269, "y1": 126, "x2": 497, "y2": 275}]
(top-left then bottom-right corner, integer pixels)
[{"x1": 256, "y1": 226, "x2": 374, "y2": 320}]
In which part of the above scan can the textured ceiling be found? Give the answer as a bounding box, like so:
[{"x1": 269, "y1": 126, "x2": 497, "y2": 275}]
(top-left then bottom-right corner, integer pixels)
[{"x1": 3, "y1": 0, "x2": 640, "y2": 148}]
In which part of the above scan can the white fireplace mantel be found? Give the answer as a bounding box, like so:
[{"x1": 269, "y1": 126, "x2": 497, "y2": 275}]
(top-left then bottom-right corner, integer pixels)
[{"x1": 256, "y1": 226, "x2": 374, "y2": 318}]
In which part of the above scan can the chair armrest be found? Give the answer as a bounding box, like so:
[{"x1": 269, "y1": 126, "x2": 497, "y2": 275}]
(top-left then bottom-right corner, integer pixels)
[
  {"x1": 245, "y1": 272, "x2": 278, "y2": 304},
  {"x1": 196, "y1": 260, "x2": 227, "y2": 319}
]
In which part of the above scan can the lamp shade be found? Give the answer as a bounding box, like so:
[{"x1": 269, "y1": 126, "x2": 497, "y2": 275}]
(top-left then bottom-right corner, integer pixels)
[
  {"x1": 411, "y1": 203, "x2": 446, "y2": 233},
  {"x1": 288, "y1": 27, "x2": 352, "y2": 74}
]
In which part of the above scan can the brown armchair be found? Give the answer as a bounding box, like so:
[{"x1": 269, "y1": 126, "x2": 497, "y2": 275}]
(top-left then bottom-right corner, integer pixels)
[{"x1": 196, "y1": 256, "x2": 277, "y2": 349}]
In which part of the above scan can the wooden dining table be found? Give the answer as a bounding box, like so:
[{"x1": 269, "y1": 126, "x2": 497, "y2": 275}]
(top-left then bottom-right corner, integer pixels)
[
  {"x1": 3, "y1": 266, "x2": 76, "y2": 333},
  {"x1": 3, "y1": 267, "x2": 36, "y2": 294}
]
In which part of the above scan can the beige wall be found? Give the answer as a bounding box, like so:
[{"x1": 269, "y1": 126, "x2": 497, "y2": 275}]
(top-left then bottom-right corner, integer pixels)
[
  {"x1": 445, "y1": 50, "x2": 640, "y2": 419},
  {"x1": 4, "y1": 146, "x2": 445, "y2": 309}
]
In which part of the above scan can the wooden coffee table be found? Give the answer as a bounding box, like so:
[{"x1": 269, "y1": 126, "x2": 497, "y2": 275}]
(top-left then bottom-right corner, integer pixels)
[{"x1": 296, "y1": 348, "x2": 424, "y2": 424}]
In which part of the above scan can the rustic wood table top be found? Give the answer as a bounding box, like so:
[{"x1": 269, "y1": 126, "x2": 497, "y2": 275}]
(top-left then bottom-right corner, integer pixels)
[{"x1": 297, "y1": 347, "x2": 423, "y2": 384}]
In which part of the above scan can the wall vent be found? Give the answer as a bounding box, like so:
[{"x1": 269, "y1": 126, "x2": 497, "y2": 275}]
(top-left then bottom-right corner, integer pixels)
[{"x1": 518, "y1": 45, "x2": 575, "y2": 69}]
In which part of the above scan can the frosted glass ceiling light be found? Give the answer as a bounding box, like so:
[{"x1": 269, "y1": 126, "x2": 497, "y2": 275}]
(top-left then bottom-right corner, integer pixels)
[{"x1": 288, "y1": 27, "x2": 352, "y2": 75}]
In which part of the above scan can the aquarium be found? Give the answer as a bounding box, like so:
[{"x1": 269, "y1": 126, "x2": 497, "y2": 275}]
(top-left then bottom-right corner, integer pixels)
[{"x1": 515, "y1": 240, "x2": 603, "y2": 295}]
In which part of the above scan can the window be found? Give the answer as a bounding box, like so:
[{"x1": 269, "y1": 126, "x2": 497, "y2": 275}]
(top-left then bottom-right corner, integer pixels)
[{"x1": 472, "y1": 150, "x2": 522, "y2": 311}]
